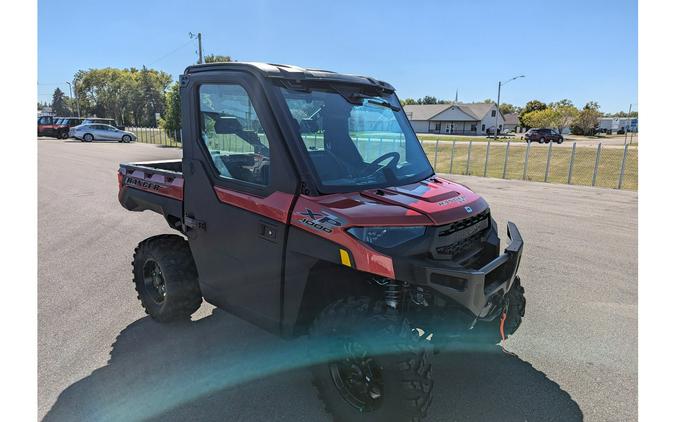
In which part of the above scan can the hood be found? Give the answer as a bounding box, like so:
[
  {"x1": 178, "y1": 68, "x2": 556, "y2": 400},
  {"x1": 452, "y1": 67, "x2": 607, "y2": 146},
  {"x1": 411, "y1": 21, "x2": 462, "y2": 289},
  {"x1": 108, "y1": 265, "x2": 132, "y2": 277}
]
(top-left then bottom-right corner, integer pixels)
[{"x1": 294, "y1": 176, "x2": 488, "y2": 228}]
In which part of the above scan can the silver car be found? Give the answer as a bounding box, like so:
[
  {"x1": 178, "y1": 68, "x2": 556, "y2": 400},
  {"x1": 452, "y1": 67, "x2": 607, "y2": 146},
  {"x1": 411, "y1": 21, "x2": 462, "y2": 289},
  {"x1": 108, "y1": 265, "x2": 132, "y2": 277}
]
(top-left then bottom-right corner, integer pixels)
[{"x1": 69, "y1": 124, "x2": 137, "y2": 143}]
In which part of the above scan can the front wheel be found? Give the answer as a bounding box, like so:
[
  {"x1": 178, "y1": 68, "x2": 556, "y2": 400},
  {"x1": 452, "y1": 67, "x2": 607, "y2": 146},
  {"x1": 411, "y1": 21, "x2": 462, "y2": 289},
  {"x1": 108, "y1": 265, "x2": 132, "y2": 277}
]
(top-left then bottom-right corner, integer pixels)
[
  {"x1": 309, "y1": 297, "x2": 433, "y2": 422},
  {"x1": 122, "y1": 135, "x2": 131, "y2": 143},
  {"x1": 132, "y1": 235, "x2": 202, "y2": 322},
  {"x1": 557, "y1": 138, "x2": 563, "y2": 144}
]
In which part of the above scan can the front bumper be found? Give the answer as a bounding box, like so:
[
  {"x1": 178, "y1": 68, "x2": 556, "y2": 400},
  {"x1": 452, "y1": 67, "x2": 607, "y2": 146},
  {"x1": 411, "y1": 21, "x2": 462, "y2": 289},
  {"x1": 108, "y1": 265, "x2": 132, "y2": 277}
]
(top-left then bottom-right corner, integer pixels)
[{"x1": 413, "y1": 222, "x2": 523, "y2": 319}]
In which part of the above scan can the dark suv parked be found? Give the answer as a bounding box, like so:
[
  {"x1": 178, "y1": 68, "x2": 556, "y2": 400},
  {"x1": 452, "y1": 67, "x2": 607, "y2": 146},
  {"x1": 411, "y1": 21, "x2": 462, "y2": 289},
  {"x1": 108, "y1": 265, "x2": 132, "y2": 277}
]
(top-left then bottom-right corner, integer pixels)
[
  {"x1": 53, "y1": 117, "x2": 84, "y2": 139},
  {"x1": 524, "y1": 128, "x2": 563, "y2": 144}
]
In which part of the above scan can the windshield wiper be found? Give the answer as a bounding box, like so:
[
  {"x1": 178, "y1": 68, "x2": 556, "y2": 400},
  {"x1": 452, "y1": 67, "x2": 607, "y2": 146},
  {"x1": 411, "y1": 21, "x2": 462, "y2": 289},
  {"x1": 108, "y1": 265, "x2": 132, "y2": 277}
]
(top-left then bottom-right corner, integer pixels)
[{"x1": 348, "y1": 93, "x2": 401, "y2": 112}]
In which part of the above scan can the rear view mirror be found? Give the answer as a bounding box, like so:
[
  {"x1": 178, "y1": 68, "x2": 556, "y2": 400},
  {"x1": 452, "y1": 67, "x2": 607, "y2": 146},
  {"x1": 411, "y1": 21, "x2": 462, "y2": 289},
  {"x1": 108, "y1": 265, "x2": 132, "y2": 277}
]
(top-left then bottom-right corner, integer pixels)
[
  {"x1": 299, "y1": 118, "x2": 319, "y2": 134},
  {"x1": 214, "y1": 116, "x2": 243, "y2": 134}
]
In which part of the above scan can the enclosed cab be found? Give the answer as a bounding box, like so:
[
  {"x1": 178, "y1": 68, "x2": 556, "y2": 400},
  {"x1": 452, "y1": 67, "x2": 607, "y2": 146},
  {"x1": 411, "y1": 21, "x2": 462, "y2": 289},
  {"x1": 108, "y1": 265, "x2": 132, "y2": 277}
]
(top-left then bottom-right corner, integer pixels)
[{"x1": 118, "y1": 63, "x2": 526, "y2": 421}]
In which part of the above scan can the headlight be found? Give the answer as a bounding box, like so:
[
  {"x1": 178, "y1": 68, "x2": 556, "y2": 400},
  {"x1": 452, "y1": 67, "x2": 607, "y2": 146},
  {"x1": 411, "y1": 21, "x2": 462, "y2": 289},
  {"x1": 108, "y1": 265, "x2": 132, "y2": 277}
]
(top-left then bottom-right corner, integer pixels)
[{"x1": 347, "y1": 226, "x2": 426, "y2": 248}]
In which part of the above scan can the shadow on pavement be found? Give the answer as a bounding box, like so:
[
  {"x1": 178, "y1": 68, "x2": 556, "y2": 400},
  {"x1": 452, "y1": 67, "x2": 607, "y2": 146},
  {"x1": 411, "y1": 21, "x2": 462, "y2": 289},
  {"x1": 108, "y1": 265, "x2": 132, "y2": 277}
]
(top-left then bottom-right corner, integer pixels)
[{"x1": 43, "y1": 309, "x2": 582, "y2": 421}]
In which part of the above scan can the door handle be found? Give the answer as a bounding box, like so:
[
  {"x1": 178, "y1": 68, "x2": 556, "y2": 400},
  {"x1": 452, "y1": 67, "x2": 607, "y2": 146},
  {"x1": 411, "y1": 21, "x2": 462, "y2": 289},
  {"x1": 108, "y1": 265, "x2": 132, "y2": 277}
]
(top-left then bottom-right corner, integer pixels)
[
  {"x1": 259, "y1": 222, "x2": 277, "y2": 242},
  {"x1": 184, "y1": 216, "x2": 206, "y2": 231}
]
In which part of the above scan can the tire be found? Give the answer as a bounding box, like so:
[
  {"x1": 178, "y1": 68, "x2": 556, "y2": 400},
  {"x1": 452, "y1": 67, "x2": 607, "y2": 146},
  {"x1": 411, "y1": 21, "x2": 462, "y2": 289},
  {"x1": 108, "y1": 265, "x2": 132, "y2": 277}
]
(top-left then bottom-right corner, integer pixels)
[
  {"x1": 309, "y1": 297, "x2": 433, "y2": 422},
  {"x1": 83, "y1": 133, "x2": 94, "y2": 142},
  {"x1": 59, "y1": 131, "x2": 69, "y2": 139},
  {"x1": 122, "y1": 135, "x2": 131, "y2": 143},
  {"x1": 467, "y1": 276, "x2": 526, "y2": 343},
  {"x1": 537, "y1": 138, "x2": 544, "y2": 144},
  {"x1": 132, "y1": 234, "x2": 202, "y2": 322},
  {"x1": 556, "y1": 138, "x2": 563, "y2": 144}
]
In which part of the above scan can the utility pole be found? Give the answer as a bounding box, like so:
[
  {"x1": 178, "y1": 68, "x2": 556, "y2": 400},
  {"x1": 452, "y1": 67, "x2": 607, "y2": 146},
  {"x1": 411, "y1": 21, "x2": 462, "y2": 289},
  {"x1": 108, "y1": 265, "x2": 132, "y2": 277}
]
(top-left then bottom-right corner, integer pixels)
[
  {"x1": 65, "y1": 81, "x2": 81, "y2": 117},
  {"x1": 189, "y1": 32, "x2": 204, "y2": 64},
  {"x1": 197, "y1": 32, "x2": 203, "y2": 64},
  {"x1": 494, "y1": 75, "x2": 525, "y2": 139}
]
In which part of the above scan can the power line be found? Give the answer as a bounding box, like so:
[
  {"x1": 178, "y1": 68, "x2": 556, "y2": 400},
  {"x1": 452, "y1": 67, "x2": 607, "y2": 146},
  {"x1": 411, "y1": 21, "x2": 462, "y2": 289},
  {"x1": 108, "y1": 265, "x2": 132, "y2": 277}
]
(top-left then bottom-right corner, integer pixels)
[{"x1": 147, "y1": 39, "x2": 195, "y2": 66}]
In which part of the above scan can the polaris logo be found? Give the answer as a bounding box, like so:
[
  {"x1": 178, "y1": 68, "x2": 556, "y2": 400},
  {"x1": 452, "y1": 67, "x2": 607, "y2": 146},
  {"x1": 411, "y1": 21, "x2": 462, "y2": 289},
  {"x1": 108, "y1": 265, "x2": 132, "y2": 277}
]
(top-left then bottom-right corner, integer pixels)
[
  {"x1": 464, "y1": 206, "x2": 473, "y2": 213},
  {"x1": 437, "y1": 195, "x2": 466, "y2": 207}
]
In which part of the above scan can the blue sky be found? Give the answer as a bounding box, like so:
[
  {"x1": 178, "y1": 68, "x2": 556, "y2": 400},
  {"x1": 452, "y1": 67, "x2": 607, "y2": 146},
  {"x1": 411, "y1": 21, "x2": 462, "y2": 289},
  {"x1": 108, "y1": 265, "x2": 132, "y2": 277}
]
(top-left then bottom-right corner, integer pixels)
[{"x1": 38, "y1": 0, "x2": 637, "y2": 113}]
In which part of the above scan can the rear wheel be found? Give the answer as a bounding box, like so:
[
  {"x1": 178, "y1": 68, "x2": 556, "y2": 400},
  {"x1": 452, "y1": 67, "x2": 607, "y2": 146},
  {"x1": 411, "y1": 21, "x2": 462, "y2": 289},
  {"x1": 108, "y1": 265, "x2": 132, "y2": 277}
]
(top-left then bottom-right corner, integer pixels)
[
  {"x1": 309, "y1": 297, "x2": 433, "y2": 422},
  {"x1": 132, "y1": 235, "x2": 202, "y2": 322},
  {"x1": 59, "y1": 131, "x2": 69, "y2": 139},
  {"x1": 83, "y1": 133, "x2": 94, "y2": 142}
]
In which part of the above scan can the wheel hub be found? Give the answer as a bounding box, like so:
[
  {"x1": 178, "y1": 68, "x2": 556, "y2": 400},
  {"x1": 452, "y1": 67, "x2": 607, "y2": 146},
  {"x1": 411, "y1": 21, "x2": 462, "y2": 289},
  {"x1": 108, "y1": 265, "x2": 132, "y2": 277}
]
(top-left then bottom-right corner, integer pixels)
[
  {"x1": 329, "y1": 341, "x2": 384, "y2": 412},
  {"x1": 143, "y1": 260, "x2": 166, "y2": 303}
]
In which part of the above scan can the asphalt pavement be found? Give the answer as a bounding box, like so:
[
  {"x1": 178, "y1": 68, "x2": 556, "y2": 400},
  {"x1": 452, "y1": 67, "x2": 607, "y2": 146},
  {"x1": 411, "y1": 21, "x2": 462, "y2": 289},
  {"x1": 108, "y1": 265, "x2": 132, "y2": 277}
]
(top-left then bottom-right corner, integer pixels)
[{"x1": 38, "y1": 138, "x2": 637, "y2": 421}]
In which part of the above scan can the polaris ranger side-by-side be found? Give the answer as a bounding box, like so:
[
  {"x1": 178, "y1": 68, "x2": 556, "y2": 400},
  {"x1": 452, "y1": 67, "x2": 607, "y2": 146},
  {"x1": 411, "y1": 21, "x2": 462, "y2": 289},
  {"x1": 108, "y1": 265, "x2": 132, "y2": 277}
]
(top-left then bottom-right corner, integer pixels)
[{"x1": 118, "y1": 63, "x2": 526, "y2": 421}]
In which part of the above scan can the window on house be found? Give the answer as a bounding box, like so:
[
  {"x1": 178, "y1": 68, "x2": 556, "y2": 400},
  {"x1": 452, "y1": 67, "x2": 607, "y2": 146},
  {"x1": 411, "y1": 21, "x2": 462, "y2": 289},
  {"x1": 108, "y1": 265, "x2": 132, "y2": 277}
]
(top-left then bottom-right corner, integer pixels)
[
  {"x1": 481, "y1": 124, "x2": 485, "y2": 131},
  {"x1": 491, "y1": 110, "x2": 496, "y2": 117},
  {"x1": 471, "y1": 124, "x2": 477, "y2": 132}
]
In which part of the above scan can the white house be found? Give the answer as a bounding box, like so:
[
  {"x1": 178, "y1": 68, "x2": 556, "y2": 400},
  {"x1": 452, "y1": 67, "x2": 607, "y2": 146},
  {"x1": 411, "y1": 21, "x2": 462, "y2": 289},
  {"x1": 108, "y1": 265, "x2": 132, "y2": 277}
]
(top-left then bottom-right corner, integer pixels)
[{"x1": 404, "y1": 103, "x2": 505, "y2": 135}]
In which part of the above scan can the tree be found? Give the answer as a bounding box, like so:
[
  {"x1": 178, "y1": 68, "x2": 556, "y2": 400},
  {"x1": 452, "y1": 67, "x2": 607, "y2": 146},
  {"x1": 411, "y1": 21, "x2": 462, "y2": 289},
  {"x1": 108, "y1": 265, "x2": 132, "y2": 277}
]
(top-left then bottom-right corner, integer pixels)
[
  {"x1": 572, "y1": 101, "x2": 602, "y2": 135},
  {"x1": 549, "y1": 100, "x2": 579, "y2": 134},
  {"x1": 520, "y1": 108, "x2": 556, "y2": 129},
  {"x1": 482, "y1": 98, "x2": 495, "y2": 104},
  {"x1": 519, "y1": 100, "x2": 548, "y2": 128},
  {"x1": 400, "y1": 98, "x2": 417, "y2": 106},
  {"x1": 204, "y1": 54, "x2": 232, "y2": 63},
  {"x1": 421, "y1": 96, "x2": 438, "y2": 105},
  {"x1": 74, "y1": 66, "x2": 172, "y2": 126},
  {"x1": 160, "y1": 82, "x2": 181, "y2": 134},
  {"x1": 51, "y1": 88, "x2": 71, "y2": 116},
  {"x1": 499, "y1": 103, "x2": 520, "y2": 116}
]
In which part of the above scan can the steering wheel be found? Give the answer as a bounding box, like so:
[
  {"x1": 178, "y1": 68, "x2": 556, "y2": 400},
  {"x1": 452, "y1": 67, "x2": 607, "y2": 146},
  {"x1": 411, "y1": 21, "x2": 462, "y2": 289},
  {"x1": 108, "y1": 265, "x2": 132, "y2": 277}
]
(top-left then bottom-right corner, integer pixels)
[{"x1": 360, "y1": 151, "x2": 400, "y2": 177}]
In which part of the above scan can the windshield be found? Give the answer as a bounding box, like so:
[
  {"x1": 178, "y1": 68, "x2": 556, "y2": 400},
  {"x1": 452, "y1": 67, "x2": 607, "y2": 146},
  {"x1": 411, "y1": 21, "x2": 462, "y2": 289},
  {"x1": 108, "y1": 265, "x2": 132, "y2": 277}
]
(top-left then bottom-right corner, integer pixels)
[{"x1": 279, "y1": 86, "x2": 433, "y2": 192}]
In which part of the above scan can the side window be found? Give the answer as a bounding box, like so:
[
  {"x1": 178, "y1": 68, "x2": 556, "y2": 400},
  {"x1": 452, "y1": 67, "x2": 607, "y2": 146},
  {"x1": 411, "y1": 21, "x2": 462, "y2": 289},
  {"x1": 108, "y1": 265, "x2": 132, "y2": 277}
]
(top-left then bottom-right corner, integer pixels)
[
  {"x1": 199, "y1": 84, "x2": 271, "y2": 186},
  {"x1": 491, "y1": 110, "x2": 496, "y2": 117}
]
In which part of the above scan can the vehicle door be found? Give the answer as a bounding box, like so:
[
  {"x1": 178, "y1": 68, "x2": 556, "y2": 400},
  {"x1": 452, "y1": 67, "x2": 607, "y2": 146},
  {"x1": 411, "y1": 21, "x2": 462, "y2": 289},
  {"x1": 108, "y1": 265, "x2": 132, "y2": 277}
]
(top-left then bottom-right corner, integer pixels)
[
  {"x1": 181, "y1": 71, "x2": 299, "y2": 333},
  {"x1": 38, "y1": 116, "x2": 53, "y2": 136},
  {"x1": 106, "y1": 125, "x2": 122, "y2": 141}
]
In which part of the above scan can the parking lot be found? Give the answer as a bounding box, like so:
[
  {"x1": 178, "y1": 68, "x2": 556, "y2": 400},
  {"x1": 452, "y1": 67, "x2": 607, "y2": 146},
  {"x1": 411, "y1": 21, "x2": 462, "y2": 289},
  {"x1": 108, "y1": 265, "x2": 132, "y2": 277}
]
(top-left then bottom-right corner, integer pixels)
[{"x1": 38, "y1": 138, "x2": 637, "y2": 421}]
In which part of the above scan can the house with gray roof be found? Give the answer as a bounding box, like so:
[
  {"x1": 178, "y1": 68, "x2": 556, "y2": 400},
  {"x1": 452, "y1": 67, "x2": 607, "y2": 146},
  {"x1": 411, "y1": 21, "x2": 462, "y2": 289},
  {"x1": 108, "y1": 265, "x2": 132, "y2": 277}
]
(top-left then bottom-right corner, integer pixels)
[{"x1": 403, "y1": 103, "x2": 505, "y2": 135}]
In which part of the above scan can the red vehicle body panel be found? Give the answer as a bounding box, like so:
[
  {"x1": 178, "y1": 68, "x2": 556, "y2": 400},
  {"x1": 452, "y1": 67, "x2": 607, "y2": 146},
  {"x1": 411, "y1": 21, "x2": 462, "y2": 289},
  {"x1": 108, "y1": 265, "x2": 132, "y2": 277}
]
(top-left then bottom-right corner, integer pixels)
[{"x1": 119, "y1": 164, "x2": 487, "y2": 280}]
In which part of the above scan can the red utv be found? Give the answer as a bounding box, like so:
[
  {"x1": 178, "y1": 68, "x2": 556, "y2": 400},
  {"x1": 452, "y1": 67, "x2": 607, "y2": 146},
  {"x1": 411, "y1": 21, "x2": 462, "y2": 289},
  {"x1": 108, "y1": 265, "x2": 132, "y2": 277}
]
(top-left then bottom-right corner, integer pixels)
[{"x1": 117, "y1": 63, "x2": 526, "y2": 421}]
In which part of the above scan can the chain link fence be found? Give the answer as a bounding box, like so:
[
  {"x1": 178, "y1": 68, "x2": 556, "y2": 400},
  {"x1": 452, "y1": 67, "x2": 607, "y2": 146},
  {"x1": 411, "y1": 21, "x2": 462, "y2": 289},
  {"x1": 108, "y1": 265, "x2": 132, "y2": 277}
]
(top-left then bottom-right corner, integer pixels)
[{"x1": 422, "y1": 140, "x2": 638, "y2": 190}]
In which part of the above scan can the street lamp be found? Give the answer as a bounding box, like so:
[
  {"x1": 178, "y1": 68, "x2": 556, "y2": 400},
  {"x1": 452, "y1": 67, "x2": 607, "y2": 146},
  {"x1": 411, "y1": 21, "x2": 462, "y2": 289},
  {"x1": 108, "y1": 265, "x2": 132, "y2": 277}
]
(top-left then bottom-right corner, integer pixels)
[
  {"x1": 66, "y1": 81, "x2": 81, "y2": 117},
  {"x1": 494, "y1": 75, "x2": 525, "y2": 138}
]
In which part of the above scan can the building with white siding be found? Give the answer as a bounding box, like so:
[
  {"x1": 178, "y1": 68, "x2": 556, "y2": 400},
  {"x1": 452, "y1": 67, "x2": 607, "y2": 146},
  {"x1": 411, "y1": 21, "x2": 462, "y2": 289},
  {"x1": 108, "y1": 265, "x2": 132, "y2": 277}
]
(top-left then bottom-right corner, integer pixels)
[{"x1": 404, "y1": 103, "x2": 505, "y2": 135}]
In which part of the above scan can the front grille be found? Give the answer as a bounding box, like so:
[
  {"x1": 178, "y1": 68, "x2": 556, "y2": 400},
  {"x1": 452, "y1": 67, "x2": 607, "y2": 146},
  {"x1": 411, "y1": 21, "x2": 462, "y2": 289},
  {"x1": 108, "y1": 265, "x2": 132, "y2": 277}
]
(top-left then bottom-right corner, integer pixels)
[
  {"x1": 438, "y1": 209, "x2": 491, "y2": 237},
  {"x1": 433, "y1": 209, "x2": 491, "y2": 261}
]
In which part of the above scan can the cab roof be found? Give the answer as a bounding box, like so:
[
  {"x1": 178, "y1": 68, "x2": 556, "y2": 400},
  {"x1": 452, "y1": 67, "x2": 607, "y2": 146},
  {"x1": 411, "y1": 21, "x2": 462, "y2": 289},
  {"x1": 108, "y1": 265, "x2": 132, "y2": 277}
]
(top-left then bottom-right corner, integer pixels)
[{"x1": 183, "y1": 62, "x2": 395, "y2": 92}]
